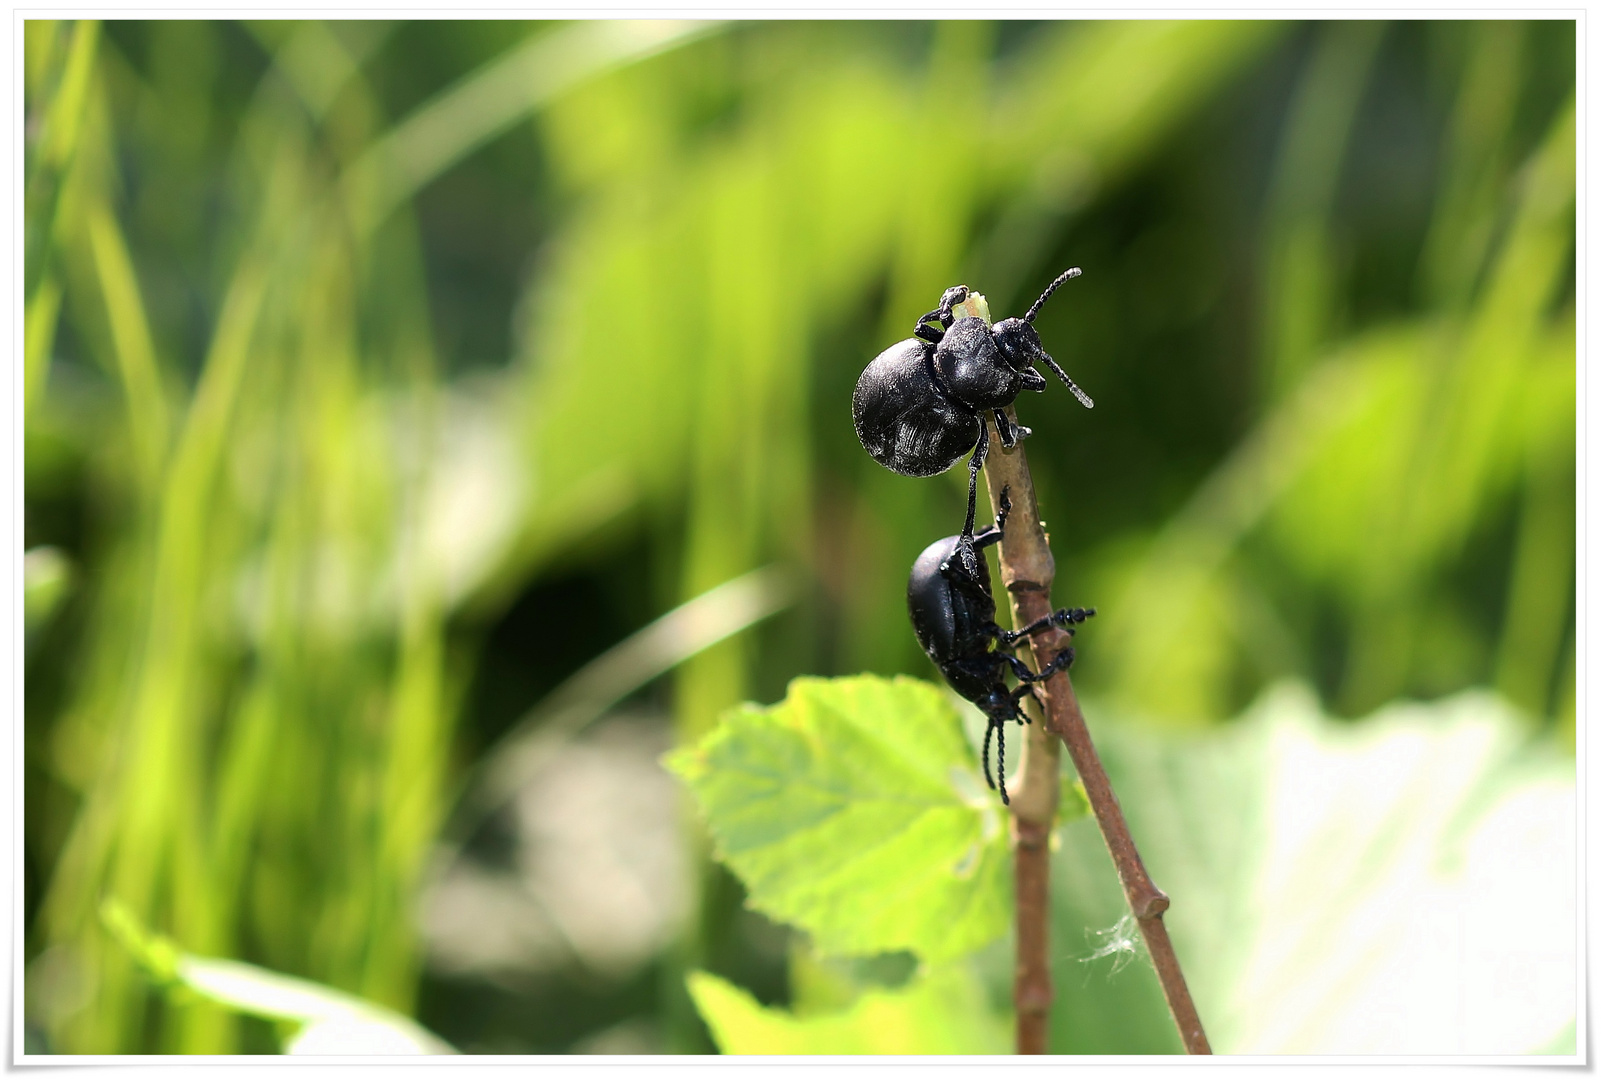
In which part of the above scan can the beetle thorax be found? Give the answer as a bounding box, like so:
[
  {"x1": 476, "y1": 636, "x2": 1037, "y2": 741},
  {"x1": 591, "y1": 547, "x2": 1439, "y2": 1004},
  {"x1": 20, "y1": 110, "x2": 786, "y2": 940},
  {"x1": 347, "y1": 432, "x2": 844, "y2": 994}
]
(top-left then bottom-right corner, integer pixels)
[{"x1": 934, "y1": 317, "x2": 1021, "y2": 410}]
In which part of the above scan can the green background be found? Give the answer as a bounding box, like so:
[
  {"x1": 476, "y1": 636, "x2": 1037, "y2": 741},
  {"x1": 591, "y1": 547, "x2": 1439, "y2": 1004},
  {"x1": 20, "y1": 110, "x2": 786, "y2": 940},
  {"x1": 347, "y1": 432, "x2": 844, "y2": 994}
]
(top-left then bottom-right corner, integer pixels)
[{"x1": 24, "y1": 19, "x2": 1574, "y2": 1054}]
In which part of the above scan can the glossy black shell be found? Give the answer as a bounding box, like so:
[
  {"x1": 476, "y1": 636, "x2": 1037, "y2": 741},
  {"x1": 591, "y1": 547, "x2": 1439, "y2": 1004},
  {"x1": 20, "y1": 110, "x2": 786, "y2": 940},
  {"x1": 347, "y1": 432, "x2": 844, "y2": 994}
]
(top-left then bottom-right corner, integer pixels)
[
  {"x1": 907, "y1": 534, "x2": 1001, "y2": 704},
  {"x1": 933, "y1": 317, "x2": 1024, "y2": 409},
  {"x1": 852, "y1": 338, "x2": 983, "y2": 477}
]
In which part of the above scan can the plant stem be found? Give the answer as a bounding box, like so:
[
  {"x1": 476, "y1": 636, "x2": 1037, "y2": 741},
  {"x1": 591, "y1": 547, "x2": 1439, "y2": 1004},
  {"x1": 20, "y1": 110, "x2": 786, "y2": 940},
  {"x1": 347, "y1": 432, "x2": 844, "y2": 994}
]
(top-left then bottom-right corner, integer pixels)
[
  {"x1": 958, "y1": 301, "x2": 1210, "y2": 1055},
  {"x1": 979, "y1": 439, "x2": 1061, "y2": 1056}
]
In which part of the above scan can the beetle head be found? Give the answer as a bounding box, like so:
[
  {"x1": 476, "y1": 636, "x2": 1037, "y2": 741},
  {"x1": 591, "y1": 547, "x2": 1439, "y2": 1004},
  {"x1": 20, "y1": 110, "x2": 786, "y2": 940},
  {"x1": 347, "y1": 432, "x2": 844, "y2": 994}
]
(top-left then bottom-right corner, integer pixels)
[
  {"x1": 993, "y1": 267, "x2": 1095, "y2": 410},
  {"x1": 977, "y1": 686, "x2": 1019, "y2": 723},
  {"x1": 992, "y1": 317, "x2": 1046, "y2": 375}
]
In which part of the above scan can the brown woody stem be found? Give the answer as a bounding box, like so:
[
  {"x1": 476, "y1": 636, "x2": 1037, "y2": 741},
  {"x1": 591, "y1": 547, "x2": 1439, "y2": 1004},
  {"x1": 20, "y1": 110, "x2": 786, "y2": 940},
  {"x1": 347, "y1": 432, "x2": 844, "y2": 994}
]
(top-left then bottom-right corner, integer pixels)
[{"x1": 958, "y1": 297, "x2": 1209, "y2": 1056}]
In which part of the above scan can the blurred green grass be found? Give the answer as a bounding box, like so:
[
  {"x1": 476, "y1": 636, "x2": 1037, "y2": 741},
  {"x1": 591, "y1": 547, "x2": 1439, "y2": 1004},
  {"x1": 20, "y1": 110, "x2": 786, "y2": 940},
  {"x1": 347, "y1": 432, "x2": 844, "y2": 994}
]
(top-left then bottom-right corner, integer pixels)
[{"x1": 23, "y1": 19, "x2": 1573, "y2": 1054}]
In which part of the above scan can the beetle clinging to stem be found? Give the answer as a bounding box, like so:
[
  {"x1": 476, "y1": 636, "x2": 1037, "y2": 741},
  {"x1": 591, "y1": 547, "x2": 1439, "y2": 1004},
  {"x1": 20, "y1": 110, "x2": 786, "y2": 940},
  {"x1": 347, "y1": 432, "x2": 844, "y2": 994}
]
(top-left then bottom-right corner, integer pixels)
[
  {"x1": 906, "y1": 486, "x2": 1094, "y2": 804},
  {"x1": 853, "y1": 268, "x2": 1094, "y2": 572}
]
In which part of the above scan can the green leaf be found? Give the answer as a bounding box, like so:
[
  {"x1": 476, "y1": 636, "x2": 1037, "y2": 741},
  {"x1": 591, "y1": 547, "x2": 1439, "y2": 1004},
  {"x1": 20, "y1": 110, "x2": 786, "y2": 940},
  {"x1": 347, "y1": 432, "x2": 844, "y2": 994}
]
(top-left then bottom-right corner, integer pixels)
[
  {"x1": 1046, "y1": 686, "x2": 1576, "y2": 1055},
  {"x1": 1057, "y1": 776, "x2": 1090, "y2": 828},
  {"x1": 687, "y1": 967, "x2": 1008, "y2": 1055},
  {"x1": 100, "y1": 901, "x2": 454, "y2": 1055},
  {"x1": 666, "y1": 675, "x2": 1010, "y2": 962}
]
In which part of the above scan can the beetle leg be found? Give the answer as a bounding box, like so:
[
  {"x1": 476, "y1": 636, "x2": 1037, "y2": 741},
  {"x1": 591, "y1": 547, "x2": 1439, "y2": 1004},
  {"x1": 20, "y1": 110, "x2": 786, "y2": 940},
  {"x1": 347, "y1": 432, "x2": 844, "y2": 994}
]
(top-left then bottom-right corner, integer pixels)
[
  {"x1": 912, "y1": 285, "x2": 970, "y2": 341},
  {"x1": 1054, "y1": 606, "x2": 1096, "y2": 626},
  {"x1": 970, "y1": 485, "x2": 1011, "y2": 550},
  {"x1": 958, "y1": 415, "x2": 991, "y2": 573},
  {"x1": 996, "y1": 410, "x2": 1033, "y2": 447},
  {"x1": 997, "y1": 620, "x2": 1054, "y2": 644},
  {"x1": 995, "y1": 409, "x2": 1018, "y2": 449},
  {"x1": 1032, "y1": 648, "x2": 1076, "y2": 682},
  {"x1": 937, "y1": 550, "x2": 992, "y2": 605},
  {"x1": 939, "y1": 284, "x2": 970, "y2": 316},
  {"x1": 1010, "y1": 682, "x2": 1042, "y2": 722},
  {"x1": 1036, "y1": 648, "x2": 1075, "y2": 680},
  {"x1": 1003, "y1": 647, "x2": 1076, "y2": 684},
  {"x1": 996, "y1": 615, "x2": 1060, "y2": 644},
  {"x1": 999, "y1": 605, "x2": 1096, "y2": 644},
  {"x1": 955, "y1": 534, "x2": 982, "y2": 582},
  {"x1": 1001, "y1": 652, "x2": 1041, "y2": 682}
]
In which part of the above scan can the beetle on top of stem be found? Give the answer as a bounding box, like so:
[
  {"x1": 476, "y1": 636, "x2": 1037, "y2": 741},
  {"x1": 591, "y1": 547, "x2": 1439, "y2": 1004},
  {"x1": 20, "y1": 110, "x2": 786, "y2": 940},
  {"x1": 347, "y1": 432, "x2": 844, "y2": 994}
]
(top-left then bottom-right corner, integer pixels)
[
  {"x1": 907, "y1": 486, "x2": 1094, "y2": 805},
  {"x1": 853, "y1": 269, "x2": 1094, "y2": 566}
]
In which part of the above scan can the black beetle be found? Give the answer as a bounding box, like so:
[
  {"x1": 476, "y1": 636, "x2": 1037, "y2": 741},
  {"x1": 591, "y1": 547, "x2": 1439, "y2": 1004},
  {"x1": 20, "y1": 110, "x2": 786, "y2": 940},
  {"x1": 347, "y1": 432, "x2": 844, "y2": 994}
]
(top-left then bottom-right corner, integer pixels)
[
  {"x1": 854, "y1": 270, "x2": 1094, "y2": 545},
  {"x1": 907, "y1": 487, "x2": 1094, "y2": 805}
]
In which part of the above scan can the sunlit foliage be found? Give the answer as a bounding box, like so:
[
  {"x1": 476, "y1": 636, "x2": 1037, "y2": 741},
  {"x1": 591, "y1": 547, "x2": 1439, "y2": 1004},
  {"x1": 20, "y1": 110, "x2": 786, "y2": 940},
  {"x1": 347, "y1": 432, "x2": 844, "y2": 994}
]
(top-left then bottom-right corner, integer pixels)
[{"x1": 24, "y1": 19, "x2": 1572, "y2": 1053}]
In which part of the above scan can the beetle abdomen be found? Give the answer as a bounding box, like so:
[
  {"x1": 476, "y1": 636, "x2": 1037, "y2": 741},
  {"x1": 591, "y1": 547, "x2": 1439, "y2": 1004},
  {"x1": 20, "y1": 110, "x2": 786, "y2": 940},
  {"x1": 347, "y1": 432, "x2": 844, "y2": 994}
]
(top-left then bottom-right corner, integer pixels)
[
  {"x1": 853, "y1": 339, "x2": 981, "y2": 477},
  {"x1": 906, "y1": 534, "x2": 996, "y2": 664},
  {"x1": 907, "y1": 536, "x2": 962, "y2": 659}
]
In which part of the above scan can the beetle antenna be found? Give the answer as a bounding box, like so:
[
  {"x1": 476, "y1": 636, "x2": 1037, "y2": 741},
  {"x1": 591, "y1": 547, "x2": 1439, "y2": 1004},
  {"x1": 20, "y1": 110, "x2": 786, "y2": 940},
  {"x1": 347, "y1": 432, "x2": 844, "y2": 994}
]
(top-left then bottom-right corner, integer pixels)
[
  {"x1": 1036, "y1": 351, "x2": 1095, "y2": 409},
  {"x1": 997, "y1": 722, "x2": 1009, "y2": 805},
  {"x1": 982, "y1": 722, "x2": 996, "y2": 791},
  {"x1": 1023, "y1": 267, "x2": 1081, "y2": 324}
]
